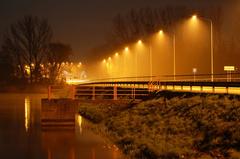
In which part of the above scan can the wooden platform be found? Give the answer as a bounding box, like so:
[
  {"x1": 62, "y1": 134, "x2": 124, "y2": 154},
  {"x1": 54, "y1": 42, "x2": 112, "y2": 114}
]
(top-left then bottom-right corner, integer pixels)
[{"x1": 41, "y1": 99, "x2": 78, "y2": 130}]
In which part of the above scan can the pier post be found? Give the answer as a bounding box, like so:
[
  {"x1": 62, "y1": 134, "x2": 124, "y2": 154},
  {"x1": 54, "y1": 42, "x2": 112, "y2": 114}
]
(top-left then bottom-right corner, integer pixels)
[
  {"x1": 113, "y1": 85, "x2": 117, "y2": 100},
  {"x1": 92, "y1": 86, "x2": 95, "y2": 100},
  {"x1": 48, "y1": 86, "x2": 51, "y2": 100}
]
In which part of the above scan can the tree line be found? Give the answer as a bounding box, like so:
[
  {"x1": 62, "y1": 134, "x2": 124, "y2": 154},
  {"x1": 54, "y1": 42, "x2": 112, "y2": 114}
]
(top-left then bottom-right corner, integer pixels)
[{"x1": 0, "y1": 15, "x2": 72, "y2": 85}]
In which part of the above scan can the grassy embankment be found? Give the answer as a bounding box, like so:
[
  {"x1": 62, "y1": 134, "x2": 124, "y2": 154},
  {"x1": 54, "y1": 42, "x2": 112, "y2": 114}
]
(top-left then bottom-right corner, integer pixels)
[{"x1": 78, "y1": 91, "x2": 240, "y2": 159}]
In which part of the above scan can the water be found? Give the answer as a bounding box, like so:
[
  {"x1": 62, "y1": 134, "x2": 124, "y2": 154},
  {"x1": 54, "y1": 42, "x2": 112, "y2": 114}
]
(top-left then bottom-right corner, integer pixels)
[{"x1": 0, "y1": 93, "x2": 123, "y2": 159}]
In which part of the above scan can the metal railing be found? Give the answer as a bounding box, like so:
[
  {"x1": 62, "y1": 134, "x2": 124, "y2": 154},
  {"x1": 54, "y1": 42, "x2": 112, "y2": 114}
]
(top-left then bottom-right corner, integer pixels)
[{"x1": 48, "y1": 73, "x2": 240, "y2": 100}]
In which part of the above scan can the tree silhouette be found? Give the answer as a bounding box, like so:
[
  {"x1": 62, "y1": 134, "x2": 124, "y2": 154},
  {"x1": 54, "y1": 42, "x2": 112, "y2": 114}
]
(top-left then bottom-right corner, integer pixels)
[{"x1": 1, "y1": 15, "x2": 52, "y2": 83}]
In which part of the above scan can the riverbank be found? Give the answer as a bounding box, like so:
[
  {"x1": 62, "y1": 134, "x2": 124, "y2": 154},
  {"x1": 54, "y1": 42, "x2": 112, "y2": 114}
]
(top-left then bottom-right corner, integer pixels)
[
  {"x1": 0, "y1": 84, "x2": 48, "y2": 93},
  {"x1": 78, "y1": 91, "x2": 240, "y2": 159}
]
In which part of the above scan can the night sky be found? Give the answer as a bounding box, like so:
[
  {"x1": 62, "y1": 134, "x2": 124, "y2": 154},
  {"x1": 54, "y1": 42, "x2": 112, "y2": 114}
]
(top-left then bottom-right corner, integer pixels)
[{"x1": 0, "y1": 0, "x2": 232, "y2": 62}]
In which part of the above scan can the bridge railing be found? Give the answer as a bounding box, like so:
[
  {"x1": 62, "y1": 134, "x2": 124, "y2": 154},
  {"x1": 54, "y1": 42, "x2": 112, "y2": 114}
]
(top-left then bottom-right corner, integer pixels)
[
  {"x1": 77, "y1": 80, "x2": 240, "y2": 97},
  {"x1": 48, "y1": 85, "x2": 75, "y2": 100},
  {"x1": 78, "y1": 72, "x2": 240, "y2": 84},
  {"x1": 74, "y1": 85, "x2": 150, "y2": 100},
  {"x1": 48, "y1": 73, "x2": 240, "y2": 100}
]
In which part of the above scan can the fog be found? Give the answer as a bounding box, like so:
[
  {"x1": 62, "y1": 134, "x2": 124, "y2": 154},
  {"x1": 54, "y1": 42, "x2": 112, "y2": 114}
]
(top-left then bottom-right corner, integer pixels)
[{"x1": 84, "y1": 1, "x2": 240, "y2": 81}]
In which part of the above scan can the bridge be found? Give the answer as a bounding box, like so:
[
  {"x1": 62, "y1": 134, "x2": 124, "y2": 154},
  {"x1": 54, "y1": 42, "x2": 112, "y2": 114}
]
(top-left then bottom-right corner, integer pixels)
[{"x1": 48, "y1": 73, "x2": 240, "y2": 100}]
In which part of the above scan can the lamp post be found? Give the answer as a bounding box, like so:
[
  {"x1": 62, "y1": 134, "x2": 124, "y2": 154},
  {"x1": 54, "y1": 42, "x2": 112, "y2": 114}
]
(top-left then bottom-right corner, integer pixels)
[
  {"x1": 158, "y1": 30, "x2": 176, "y2": 81},
  {"x1": 210, "y1": 19, "x2": 214, "y2": 82},
  {"x1": 143, "y1": 39, "x2": 153, "y2": 81},
  {"x1": 192, "y1": 15, "x2": 214, "y2": 82},
  {"x1": 149, "y1": 44, "x2": 153, "y2": 81},
  {"x1": 124, "y1": 47, "x2": 129, "y2": 81},
  {"x1": 148, "y1": 30, "x2": 176, "y2": 82},
  {"x1": 136, "y1": 40, "x2": 142, "y2": 81},
  {"x1": 173, "y1": 34, "x2": 176, "y2": 81}
]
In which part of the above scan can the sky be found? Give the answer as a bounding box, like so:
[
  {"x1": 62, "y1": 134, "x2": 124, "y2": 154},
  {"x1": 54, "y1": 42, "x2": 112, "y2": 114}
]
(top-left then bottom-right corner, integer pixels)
[{"x1": 0, "y1": 0, "x2": 233, "y2": 63}]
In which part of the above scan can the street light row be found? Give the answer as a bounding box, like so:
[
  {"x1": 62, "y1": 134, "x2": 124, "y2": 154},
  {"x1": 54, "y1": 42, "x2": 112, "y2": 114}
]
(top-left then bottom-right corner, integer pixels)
[{"x1": 102, "y1": 14, "x2": 214, "y2": 81}]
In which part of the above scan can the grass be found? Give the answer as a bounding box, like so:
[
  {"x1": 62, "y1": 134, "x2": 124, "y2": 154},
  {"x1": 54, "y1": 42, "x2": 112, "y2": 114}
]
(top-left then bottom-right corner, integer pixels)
[{"x1": 78, "y1": 91, "x2": 240, "y2": 159}]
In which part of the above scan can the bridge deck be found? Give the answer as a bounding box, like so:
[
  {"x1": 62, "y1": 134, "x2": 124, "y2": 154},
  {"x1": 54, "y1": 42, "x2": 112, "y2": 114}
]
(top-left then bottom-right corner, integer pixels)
[{"x1": 48, "y1": 81, "x2": 240, "y2": 100}]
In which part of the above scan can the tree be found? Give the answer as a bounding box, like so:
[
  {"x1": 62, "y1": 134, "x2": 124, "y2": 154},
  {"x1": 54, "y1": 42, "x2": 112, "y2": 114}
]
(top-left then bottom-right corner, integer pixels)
[
  {"x1": 47, "y1": 42, "x2": 72, "y2": 83},
  {"x1": 1, "y1": 15, "x2": 53, "y2": 83},
  {"x1": 0, "y1": 51, "x2": 14, "y2": 84}
]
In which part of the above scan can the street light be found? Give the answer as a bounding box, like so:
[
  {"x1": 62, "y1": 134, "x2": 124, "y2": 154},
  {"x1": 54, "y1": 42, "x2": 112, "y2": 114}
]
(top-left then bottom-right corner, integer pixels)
[
  {"x1": 156, "y1": 30, "x2": 176, "y2": 81},
  {"x1": 148, "y1": 40, "x2": 153, "y2": 81},
  {"x1": 192, "y1": 15, "x2": 197, "y2": 20},
  {"x1": 192, "y1": 14, "x2": 214, "y2": 82},
  {"x1": 173, "y1": 34, "x2": 176, "y2": 81},
  {"x1": 159, "y1": 30, "x2": 163, "y2": 35},
  {"x1": 136, "y1": 40, "x2": 143, "y2": 81},
  {"x1": 124, "y1": 46, "x2": 129, "y2": 80},
  {"x1": 138, "y1": 40, "x2": 142, "y2": 45}
]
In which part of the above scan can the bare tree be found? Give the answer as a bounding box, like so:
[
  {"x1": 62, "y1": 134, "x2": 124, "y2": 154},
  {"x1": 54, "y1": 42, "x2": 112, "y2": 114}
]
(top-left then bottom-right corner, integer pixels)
[{"x1": 1, "y1": 15, "x2": 52, "y2": 83}]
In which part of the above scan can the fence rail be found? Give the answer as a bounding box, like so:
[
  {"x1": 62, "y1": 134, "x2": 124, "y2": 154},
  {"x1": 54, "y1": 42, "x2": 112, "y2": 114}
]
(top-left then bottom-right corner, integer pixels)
[{"x1": 48, "y1": 80, "x2": 240, "y2": 100}]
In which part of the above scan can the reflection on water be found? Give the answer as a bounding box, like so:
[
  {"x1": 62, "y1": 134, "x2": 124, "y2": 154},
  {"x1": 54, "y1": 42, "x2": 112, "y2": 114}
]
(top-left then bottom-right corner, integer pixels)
[
  {"x1": 24, "y1": 97, "x2": 30, "y2": 132},
  {"x1": 0, "y1": 93, "x2": 124, "y2": 159},
  {"x1": 77, "y1": 115, "x2": 82, "y2": 134},
  {"x1": 42, "y1": 130, "x2": 76, "y2": 159}
]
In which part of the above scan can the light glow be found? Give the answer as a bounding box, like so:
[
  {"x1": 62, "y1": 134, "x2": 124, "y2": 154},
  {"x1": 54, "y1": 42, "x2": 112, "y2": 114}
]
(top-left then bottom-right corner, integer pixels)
[
  {"x1": 66, "y1": 79, "x2": 88, "y2": 85},
  {"x1": 192, "y1": 15, "x2": 197, "y2": 20},
  {"x1": 25, "y1": 97, "x2": 30, "y2": 132},
  {"x1": 138, "y1": 40, "x2": 142, "y2": 44},
  {"x1": 77, "y1": 115, "x2": 83, "y2": 134},
  {"x1": 159, "y1": 30, "x2": 163, "y2": 35}
]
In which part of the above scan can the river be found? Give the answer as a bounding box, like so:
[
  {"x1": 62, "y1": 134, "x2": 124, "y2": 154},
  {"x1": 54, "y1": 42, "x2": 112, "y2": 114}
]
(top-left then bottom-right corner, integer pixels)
[{"x1": 0, "y1": 93, "x2": 124, "y2": 159}]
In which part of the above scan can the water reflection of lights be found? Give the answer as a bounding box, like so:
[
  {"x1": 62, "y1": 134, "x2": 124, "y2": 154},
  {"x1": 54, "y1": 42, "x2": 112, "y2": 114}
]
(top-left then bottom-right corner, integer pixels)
[
  {"x1": 77, "y1": 115, "x2": 82, "y2": 134},
  {"x1": 25, "y1": 97, "x2": 30, "y2": 132}
]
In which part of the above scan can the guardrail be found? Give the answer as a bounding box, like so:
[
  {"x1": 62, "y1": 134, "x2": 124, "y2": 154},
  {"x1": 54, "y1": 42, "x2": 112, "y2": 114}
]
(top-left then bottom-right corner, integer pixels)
[
  {"x1": 74, "y1": 85, "x2": 150, "y2": 100},
  {"x1": 74, "y1": 72, "x2": 240, "y2": 84},
  {"x1": 48, "y1": 74, "x2": 240, "y2": 100},
  {"x1": 76, "y1": 81, "x2": 240, "y2": 98},
  {"x1": 48, "y1": 85, "x2": 75, "y2": 100}
]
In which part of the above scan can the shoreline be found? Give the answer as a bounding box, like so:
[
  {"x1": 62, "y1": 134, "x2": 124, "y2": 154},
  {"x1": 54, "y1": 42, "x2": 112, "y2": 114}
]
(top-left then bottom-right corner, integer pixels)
[
  {"x1": 78, "y1": 91, "x2": 240, "y2": 159},
  {"x1": 0, "y1": 84, "x2": 48, "y2": 94}
]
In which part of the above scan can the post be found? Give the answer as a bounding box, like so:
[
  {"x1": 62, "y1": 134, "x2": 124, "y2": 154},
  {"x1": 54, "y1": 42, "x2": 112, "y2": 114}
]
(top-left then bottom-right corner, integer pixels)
[
  {"x1": 92, "y1": 86, "x2": 95, "y2": 100},
  {"x1": 210, "y1": 20, "x2": 214, "y2": 82},
  {"x1": 133, "y1": 84, "x2": 136, "y2": 99},
  {"x1": 149, "y1": 44, "x2": 153, "y2": 81},
  {"x1": 48, "y1": 85, "x2": 51, "y2": 100},
  {"x1": 113, "y1": 85, "x2": 117, "y2": 100},
  {"x1": 230, "y1": 71, "x2": 232, "y2": 82},
  {"x1": 173, "y1": 34, "x2": 176, "y2": 81},
  {"x1": 136, "y1": 51, "x2": 138, "y2": 81}
]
